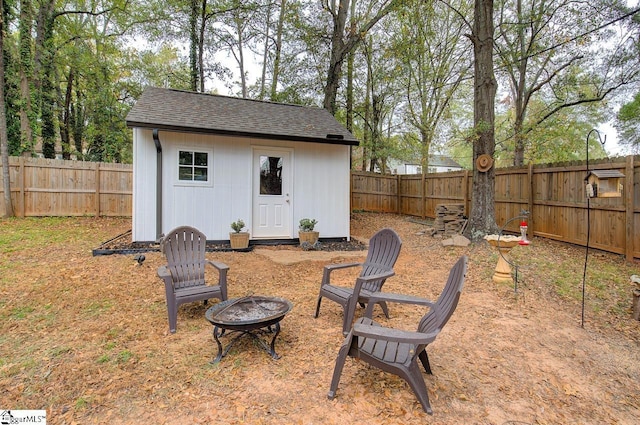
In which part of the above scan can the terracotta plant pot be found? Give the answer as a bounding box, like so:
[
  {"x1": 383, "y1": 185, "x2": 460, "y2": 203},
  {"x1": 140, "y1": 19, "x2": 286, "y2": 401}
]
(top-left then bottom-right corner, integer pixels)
[
  {"x1": 299, "y1": 231, "x2": 319, "y2": 245},
  {"x1": 229, "y1": 232, "x2": 250, "y2": 249}
]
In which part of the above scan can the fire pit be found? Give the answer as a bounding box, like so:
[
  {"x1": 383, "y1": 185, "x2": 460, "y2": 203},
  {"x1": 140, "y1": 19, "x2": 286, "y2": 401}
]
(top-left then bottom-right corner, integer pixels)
[{"x1": 205, "y1": 296, "x2": 293, "y2": 363}]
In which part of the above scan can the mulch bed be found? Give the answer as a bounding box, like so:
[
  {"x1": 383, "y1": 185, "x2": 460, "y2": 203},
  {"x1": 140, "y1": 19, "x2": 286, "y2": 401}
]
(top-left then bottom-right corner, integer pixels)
[
  {"x1": 93, "y1": 229, "x2": 368, "y2": 255},
  {"x1": 1, "y1": 212, "x2": 639, "y2": 425}
]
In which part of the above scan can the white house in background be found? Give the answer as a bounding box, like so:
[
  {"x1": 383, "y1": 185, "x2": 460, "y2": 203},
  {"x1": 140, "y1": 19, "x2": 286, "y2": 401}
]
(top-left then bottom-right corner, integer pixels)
[
  {"x1": 389, "y1": 155, "x2": 464, "y2": 174},
  {"x1": 125, "y1": 86, "x2": 358, "y2": 243}
]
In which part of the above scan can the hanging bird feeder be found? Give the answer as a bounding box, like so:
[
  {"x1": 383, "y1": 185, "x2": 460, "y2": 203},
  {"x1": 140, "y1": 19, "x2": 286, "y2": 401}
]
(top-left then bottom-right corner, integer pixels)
[{"x1": 584, "y1": 170, "x2": 624, "y2": 198}]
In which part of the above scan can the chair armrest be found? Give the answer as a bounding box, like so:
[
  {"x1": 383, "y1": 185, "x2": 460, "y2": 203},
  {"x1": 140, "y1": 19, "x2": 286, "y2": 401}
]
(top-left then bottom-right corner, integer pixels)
[
  {"x1": 157, "y1": 265, "x2": 171, "y2": 280},
  {"x1": 363, "y1": 292, "x2": 435, "y2": 318},
  {"x1": 157, "y1": 265, "x2": 176, "y2": 297},
  {"x1": 321, "y1": 262, "x2": 363, "y2": 285},
  {"x1": 206, "y1": 260, "x2": 229, "y2": 272},
  {"x1": 206, "y1": 260, "x2": 229, "y2": 299},
  {"x1": 352, "y1": 270, "x2": 396, "y2": 298},
  {"x1": 353, "y1": 321, "x2": 438, "y2": 345},
  {"x1": 342, "y1": 270, "x2": 396, "y2": 333}
]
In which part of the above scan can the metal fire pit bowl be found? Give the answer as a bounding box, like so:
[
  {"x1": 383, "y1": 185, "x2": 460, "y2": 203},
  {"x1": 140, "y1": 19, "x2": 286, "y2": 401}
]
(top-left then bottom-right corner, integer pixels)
[{"x1": 205, "y1": 296, "x2": 293, "y2": 362}]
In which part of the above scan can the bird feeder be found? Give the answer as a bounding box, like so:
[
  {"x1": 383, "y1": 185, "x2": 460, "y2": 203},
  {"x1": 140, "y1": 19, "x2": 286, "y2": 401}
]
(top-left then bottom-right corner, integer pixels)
[
  {"x1": 584, "y1": 170, "x2": 624, "y2": 198},
  {"x1": 519, "y1": 219, "x2": 530, "y2": 245}
]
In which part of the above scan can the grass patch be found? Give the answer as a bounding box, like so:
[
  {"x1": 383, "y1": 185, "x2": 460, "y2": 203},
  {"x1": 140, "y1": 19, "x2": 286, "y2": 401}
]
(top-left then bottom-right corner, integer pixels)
[
  {"x1": 0, "y1": 217, "x2": 75, "y2": 252},
  {"x1": 116, "y1": 350, "x2": 134, "y2": 364},
  {"x1": 84, "y1": 300, "x2": 113, "y2": 316},
  {"x1": 10, "y1": 305, "x2": 35, "y2": 319}
]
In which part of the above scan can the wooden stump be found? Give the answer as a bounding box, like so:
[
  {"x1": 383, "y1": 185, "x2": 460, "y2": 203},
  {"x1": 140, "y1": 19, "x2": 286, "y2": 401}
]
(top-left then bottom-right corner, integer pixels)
[{"x1": 632, "y1": 289, "x2": 640, "y2": 321}]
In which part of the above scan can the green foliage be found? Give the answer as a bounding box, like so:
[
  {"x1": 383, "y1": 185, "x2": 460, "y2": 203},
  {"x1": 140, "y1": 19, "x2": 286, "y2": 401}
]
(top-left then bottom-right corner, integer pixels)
[
  {"x1": 299, "y1": 218, "x2": 317, "y2": 232},
  {"x1": 0, "y1": 0, "x2": 635, "y2": 169},
  {"x1": 230, "y1": 218, "x2": 245, "y2": 233},
  {"x1": 615, "y1": 91, "x2": 640, "y2": 153},
  {"x1": 493, "y1": 98, "x2": 608, "y2": 165}
]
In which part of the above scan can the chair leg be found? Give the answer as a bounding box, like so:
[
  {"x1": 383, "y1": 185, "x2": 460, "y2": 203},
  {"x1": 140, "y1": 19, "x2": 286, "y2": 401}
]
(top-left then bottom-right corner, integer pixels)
[
  {"x1": 167, "y1": 299, "x2": 178, "y2": 334},
  {"x1": 402, "y1": 362, "x2": 433, "y2": 414},
  {"x1": 314, "y1": 295, "x2": 322, "y2": 318},
  {"x1": 328, "y1": 334, "x2": 353, "y2": 400},
  {"x1": 360, "y1": 300, "x2": 390, "y2": 319},
  {"x1": 418, "y1": 349, "x2": 432, "y2": 374},
  {"x1": 342, "y1": 297, "x2": 357, "y2": 336},
  {"x1": 379, "y1": 300, "x2": 390, "y2": 319}
]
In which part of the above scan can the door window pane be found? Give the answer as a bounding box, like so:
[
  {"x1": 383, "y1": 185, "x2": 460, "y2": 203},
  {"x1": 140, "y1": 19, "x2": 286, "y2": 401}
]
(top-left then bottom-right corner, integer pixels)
[{"x1": 259, "y1": 155, "x2": 283, "y2": 195}]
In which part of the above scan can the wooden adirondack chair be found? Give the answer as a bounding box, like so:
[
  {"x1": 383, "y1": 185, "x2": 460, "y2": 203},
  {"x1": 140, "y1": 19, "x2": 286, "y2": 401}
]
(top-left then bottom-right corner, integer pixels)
[
  {"x1": 314, "y1": 228, "x2": 402, "y2": 335},
  {"x1": 157, "y1": 226, "x2": 229, "y2": 333},
  {"x1": 327, "y1": 255, "x2": 468, "y2": 414}
]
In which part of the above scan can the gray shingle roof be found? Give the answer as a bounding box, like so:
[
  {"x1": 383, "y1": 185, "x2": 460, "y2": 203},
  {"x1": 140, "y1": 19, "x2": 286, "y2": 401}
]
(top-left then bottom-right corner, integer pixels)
[
  {"x1": 430, "y1": 155, "x2": 463, "y2": 168},
  {"x1": 126, "y1": 86, "x2": 358, "y2": 146}
]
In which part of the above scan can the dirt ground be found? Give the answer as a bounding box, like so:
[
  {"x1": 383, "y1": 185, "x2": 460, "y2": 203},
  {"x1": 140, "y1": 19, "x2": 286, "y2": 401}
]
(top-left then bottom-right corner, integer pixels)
[{"x1": 1, "y1": 213, "x2": 639, "y2": 424}]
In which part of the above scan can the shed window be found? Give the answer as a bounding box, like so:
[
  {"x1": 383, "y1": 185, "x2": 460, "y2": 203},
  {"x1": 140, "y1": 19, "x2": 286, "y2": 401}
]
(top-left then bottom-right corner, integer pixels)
[{"x1": 178, "y1": 150, "x2": 209, "y2": 182}]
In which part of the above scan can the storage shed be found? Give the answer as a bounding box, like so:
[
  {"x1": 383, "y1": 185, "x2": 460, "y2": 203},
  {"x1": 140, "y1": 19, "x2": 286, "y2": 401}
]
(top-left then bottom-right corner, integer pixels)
[{"x1": 125, "y1": 86, "x2": 358, "y2": 243}]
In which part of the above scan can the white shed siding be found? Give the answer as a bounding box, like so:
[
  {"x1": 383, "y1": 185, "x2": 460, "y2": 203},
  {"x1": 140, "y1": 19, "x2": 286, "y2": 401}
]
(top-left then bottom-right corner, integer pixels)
[
  {"x1": 132, "y1": 129, "x2": 351, "y2": 242},
  {"x1": 132, "y1": 128, "x2": 159, "y2": 241}
]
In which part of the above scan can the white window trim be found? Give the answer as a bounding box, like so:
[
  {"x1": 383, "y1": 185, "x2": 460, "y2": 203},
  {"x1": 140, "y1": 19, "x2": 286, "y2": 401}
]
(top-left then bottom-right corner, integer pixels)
[{"x1": 174, "y1": 146, "x2": 214, "y2": 187}]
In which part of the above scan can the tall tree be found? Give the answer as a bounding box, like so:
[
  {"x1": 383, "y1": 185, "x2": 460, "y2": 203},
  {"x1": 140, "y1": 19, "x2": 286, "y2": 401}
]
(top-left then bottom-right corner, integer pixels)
[
  {"x1": 468, "y1": 0, "x2": 498, "y2": 238},
  {"x1": 18, "y1": 0, "x2": 34, "y2": 153},
  {"x1": 269, "y1": 0, "x2": 286, "y2": 100},
  {"x1": 217, "y1": 0, "x2": 264, "y2": 98},
  {"x1": 393, "y1": 0, "x2": 472, "y2": 170},
  {"x1": 1, "y1": 0, "x2": 14, "y2": 216},
  {"x1": 189, "y1": 0, "x2": 199, "y2": 91},
  {"x1": 495, "y1": 0, "x2": 640, "y2": 166},
  {"x1": 322, "y1": 0, "x2": 399, "y2": 115}
]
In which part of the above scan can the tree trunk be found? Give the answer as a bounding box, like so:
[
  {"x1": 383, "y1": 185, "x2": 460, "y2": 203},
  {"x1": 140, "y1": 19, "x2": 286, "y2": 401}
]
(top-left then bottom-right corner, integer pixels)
[
  {"x1": 71, "y1": 88, "x2": 85, "y2": 155},
  {"x1": 198, "y1": 0, "x2": 208, "y2": 93},
  {"x1": 57, "y1": 67, "x2": 73, "y2": 159},
  {"x1": 512, "y1": 0, "x2": 526, "y2": 167},
  {"x1": 235, "y1": 13, "x2": 247, "y2": 98},
  {"x1": 468, "y1": 0, "x2": 498, "y2": 239},
  {"x1": 513, "y1": 112, "x2": 526, "y2": 166},
  {"x1": 19, "y1": 0, "x2": 34, "y2": 153},
  {"x1": 270, "y1": 0, "x2": 286, "y2": 101},
  {"x1": 323, "y1": 3, "x2": 347, "y2": 115},
  {"x1": 362, "y1": 46, "x2": 371, "y2": 171},
  {"x1": 189, "y1": 0, "x2": 199, "y2": 91},
  {"x1": 39, "y1": 6, "x2": 56, "y2": 159},
  {"x1": 1, "y1": 0, "x2": 15, "y2": 217},
  {"x1": 345, "y1": 0, "x2": 356, "y2": 132},
  {"x1": 420, "y1": 128, "x2": 431, "y2": 172},
  {"x1": 322, "y1": 0, "x2": 397, "y2": 115},
  {"x1": 259, "y1": 0, "x2": 273, "y2": 100}
]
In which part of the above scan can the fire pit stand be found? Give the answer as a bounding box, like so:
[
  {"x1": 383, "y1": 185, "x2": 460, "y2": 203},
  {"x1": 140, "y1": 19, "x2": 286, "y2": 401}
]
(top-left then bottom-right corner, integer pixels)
[{"x1": 205, "y1": 296, "x2": 293, "y2": 363}]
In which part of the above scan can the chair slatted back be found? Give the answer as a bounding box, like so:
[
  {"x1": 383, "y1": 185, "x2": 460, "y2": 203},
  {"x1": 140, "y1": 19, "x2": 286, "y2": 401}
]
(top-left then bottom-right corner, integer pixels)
[
  {"x1": 360, "y1": 228, "x2": 402, "y2": 292},
  {"x1": 161, "y1": 226, "x2": 208, "y2": 290},
  {"x1": 418, "y1": 256, "x2": 467, "y2": 335}
]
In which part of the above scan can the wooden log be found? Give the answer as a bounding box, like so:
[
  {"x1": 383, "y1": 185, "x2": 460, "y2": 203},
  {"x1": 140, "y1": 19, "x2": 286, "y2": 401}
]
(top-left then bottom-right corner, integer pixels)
[{"x1": 633, "y1": 289, "x2": 640, "y2": 321}]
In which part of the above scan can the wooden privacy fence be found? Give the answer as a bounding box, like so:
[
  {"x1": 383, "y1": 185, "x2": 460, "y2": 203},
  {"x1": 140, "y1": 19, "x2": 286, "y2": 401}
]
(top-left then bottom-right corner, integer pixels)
[
  {"x1": 0, "y1": 157, "x2": 132, "y2": 217},
  {"x1": 352, "y1": 155, "x2": 640, "y2": 261},
  {"x1": 2, "y1": 156, "x2": 639, "y2": 260}
]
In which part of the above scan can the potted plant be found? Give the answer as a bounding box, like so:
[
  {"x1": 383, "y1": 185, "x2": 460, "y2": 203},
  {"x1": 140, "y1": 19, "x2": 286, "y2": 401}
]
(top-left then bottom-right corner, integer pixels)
[
  {"x1": 229, "y1": 219, "x2": 250, "y2": 249},
  {"x1": 298, "y1": 218, "x2": 319, "y2": 246}
]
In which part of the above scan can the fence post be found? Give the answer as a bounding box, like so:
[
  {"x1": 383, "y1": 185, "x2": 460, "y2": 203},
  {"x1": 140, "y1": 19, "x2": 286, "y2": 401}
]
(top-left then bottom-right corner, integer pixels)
[
  {"x1": 625, "y1": 155, "x2": 635, "y2": 262},
  {"x1": 19, "y1": 156, "x2": 25, "y2": 217},
  {"x1": 421, "y1": 172, "x2": 426, "y2": 219},
  {"x1": 396, "y1": 174, "x2": 401, "y2": 214},
  {"x1": 463, "y1": 170, "x2": 469, "y2": 217},
  {"x1": 528, "y1": 163, "x2": 534, "y2": 235},
  {"x1": 95, "y1": 163, "x2": 101, "y2": 217}
]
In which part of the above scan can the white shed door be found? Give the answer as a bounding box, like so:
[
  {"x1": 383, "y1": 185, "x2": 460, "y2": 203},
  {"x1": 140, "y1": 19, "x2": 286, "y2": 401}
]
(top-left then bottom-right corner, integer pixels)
[{"x1": 252, "y1": 148, "x2": 292, "y2": 238}]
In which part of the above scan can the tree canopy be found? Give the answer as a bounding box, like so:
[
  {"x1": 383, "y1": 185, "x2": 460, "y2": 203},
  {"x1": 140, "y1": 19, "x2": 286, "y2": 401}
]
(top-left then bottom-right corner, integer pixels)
[{"x1": 1, "y1": 0, "x2": 638, "y2": 227}]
